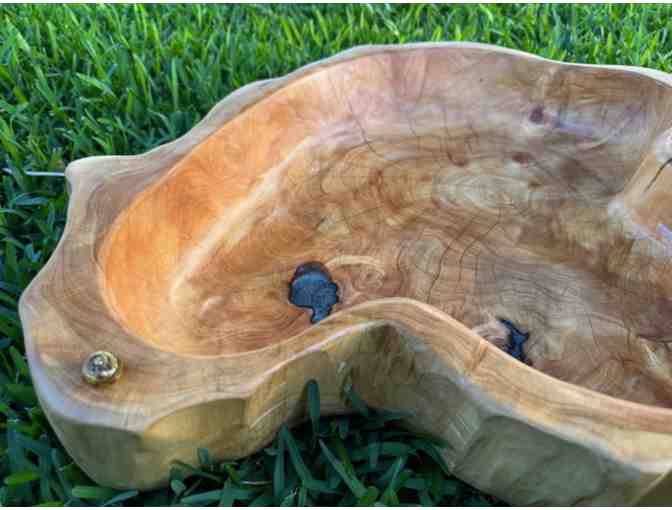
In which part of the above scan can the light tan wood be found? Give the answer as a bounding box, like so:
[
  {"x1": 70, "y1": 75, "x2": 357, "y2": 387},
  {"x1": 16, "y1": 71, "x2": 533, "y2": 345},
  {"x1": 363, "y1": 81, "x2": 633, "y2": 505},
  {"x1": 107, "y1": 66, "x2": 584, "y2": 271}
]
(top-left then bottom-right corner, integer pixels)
[{"x1": 18, "y1": 43, "x2": 672, "y2": 505}]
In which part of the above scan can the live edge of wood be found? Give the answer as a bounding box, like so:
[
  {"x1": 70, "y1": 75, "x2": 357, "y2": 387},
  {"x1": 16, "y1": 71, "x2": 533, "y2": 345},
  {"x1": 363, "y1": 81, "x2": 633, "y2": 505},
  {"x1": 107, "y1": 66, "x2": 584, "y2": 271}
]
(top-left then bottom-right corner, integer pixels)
[{"x1": 18, "y1": 43, "x2": 672, "y2": 505}]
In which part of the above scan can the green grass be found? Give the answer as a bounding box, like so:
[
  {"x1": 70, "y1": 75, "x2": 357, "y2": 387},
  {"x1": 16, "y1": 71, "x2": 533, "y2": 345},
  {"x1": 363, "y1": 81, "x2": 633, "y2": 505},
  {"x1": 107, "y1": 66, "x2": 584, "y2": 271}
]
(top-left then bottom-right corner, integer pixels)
[{"x1": 0, "y1": 4, "x2": 671, "y2": 506}]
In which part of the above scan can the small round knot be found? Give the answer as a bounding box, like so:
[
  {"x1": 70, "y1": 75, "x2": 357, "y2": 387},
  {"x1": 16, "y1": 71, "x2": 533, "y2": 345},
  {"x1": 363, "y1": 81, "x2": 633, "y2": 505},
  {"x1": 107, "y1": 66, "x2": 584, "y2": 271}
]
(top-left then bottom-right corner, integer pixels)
[{"x1": 82, "y1": 351, "x2": 121, "y2": 385}]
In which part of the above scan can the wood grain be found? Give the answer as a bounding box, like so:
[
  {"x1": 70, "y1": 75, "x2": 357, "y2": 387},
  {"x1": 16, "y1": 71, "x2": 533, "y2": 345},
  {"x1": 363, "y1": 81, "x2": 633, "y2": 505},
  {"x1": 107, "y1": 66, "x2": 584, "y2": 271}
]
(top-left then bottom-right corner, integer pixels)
[{"x1": 18, "y1": 43, "x2": 672, "y2": 505}]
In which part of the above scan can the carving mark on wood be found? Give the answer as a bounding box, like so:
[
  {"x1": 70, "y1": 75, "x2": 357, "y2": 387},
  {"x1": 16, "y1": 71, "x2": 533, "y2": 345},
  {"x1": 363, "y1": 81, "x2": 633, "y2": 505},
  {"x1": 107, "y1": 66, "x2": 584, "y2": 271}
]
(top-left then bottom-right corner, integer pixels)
[{"x1": 289, "y1": 262, "x2": 339, "y2": 323}]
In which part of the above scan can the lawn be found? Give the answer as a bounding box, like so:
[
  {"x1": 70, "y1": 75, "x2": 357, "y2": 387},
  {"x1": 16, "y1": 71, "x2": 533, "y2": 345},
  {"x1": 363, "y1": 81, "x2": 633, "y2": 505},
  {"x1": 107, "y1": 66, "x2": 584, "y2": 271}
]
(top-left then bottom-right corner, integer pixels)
[{"x1": 1, "y1": 4, "x2": 671, "y2": 506}]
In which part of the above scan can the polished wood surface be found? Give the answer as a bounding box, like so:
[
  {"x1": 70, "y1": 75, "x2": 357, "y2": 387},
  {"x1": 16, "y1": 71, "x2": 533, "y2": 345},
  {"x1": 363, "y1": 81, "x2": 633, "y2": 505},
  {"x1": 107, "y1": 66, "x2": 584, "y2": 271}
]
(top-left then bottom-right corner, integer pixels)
[{"x1": 19, "y1": 43, "x2": 672, "y2": 505}]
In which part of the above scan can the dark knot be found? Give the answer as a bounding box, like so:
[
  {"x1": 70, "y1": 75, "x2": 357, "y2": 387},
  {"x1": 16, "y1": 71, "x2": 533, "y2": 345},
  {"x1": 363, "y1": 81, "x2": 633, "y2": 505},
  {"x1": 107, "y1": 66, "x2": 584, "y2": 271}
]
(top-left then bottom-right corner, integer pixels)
[
  {"x1": 498, "y1": 318, "x2": 530, "y2": 363},
  {"x1": 289, "y1": 262, "x2": 339, "y2": 323}
]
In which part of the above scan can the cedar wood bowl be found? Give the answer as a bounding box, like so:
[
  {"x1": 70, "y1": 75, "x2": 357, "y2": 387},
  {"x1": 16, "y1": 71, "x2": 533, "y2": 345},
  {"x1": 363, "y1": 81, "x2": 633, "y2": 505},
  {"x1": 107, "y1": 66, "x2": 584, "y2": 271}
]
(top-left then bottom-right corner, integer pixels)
[{"x1": 18, "y1": 43, "x2": 672, "y2": 505}]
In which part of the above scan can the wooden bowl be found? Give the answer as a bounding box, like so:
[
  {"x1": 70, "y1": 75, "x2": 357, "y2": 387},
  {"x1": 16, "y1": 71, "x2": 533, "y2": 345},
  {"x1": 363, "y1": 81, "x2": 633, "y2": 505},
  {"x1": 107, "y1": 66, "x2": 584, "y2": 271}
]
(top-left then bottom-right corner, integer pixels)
[{"x1": 19, "y1": 43, "x2": 672, "y2": 505}]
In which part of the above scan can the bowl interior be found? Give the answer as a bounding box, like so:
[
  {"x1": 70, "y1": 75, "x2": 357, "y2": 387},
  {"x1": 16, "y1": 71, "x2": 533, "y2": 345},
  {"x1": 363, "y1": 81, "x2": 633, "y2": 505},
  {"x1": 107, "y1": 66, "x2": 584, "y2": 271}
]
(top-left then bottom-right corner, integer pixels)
[{"x1": 99, "y1": 47, "x2": 672, "y2": 407}]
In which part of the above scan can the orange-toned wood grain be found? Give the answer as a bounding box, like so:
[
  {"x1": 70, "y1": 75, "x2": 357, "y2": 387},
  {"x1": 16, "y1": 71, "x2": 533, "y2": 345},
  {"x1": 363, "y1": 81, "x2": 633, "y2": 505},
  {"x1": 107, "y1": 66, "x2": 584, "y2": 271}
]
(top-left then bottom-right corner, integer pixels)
[{"x1": 18, "y1": 43, "x2": 672, "y2": 505}]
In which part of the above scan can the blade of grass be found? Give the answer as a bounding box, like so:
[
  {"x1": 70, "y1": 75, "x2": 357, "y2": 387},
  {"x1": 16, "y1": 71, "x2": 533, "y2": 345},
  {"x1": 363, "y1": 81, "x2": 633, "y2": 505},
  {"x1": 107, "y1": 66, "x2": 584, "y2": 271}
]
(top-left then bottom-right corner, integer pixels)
[
  {"x1": 319, "y1": 439, "x2": 367, "y2": 499},
  {"x1": 307, "y1": 379, "x2": 320, "y2": 447}
]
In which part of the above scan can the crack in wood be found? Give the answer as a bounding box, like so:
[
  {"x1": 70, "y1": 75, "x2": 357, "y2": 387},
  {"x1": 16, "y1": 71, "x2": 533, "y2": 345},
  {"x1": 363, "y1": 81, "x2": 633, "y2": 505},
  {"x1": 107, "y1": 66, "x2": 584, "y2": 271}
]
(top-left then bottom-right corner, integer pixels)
[{"x1": 644, "y1": 157, "x2": 672, "y2": 193}]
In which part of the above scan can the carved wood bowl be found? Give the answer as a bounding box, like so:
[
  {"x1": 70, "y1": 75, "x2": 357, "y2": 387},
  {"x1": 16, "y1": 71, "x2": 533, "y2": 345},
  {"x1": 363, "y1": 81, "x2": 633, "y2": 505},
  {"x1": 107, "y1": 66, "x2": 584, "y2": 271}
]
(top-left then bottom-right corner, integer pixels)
[{"x1": 19, "y1": 43, "x2": 672, "y2": 505}]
